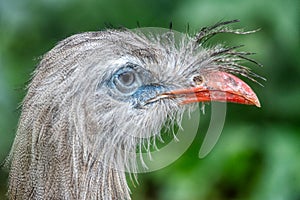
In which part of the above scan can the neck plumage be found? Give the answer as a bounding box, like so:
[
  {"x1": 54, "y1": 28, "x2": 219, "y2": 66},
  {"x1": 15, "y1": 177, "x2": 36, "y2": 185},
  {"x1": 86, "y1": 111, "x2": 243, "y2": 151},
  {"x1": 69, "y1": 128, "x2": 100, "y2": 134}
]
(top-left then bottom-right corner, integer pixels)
[
  {"x1": 9, "y1": 155, "x2": 130, "y2": 199},
  {"x1": 8, "y1": 104, "x2": 132, "y2": 200}
]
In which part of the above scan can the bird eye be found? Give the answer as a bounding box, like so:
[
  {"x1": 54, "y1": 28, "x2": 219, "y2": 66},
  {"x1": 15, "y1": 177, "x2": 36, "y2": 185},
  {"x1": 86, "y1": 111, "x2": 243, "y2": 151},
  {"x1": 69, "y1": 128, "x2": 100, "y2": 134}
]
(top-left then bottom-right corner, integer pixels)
[
  {"x1": 118, "y1": 71, "x2": 135, "y2": 86},
  {"x1": 112, "y1": 66, "x2": 142, "y2": 95}
]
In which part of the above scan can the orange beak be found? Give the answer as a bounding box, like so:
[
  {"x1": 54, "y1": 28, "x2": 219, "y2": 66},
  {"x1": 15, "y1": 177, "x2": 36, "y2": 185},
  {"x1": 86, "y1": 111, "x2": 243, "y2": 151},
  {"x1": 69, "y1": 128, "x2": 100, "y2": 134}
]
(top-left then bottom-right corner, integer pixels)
[{"x1": 163, "y1": 71, "x2": 260, "y2": 107}]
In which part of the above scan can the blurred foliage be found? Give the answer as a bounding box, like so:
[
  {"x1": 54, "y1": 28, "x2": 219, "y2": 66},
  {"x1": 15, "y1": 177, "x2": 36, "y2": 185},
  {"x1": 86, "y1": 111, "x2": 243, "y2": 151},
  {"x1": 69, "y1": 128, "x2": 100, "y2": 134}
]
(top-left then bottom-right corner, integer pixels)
[{"x1": 0, "y1": 0, "x2": 299, "y2": 199}]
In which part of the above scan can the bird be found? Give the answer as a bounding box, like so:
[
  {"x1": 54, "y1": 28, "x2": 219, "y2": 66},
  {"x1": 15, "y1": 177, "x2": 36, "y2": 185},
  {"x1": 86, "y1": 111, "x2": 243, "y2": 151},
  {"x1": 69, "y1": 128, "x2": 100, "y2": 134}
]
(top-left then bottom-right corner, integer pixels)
[{"x1": 7, "y1": 20, "x2": 262, "y2": 200}]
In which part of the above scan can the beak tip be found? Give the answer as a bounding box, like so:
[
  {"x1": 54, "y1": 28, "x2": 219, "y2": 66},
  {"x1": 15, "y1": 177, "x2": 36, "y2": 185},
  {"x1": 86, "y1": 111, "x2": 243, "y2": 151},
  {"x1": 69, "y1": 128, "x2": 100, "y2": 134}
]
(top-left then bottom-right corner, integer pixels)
[
  {"x1": 255, "y1": 100, "x2": 261, "y2": 108},
  {"x1": 249, "y1": 93, "x2": 261, "y2": 108}
]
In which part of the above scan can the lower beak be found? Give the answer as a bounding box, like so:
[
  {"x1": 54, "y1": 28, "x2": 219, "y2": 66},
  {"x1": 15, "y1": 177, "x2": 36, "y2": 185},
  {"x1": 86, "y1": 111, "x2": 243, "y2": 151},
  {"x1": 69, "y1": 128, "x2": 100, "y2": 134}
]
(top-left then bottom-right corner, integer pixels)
[{"x1": 162, "y1": 71, "x2": 260, "y2": 107}]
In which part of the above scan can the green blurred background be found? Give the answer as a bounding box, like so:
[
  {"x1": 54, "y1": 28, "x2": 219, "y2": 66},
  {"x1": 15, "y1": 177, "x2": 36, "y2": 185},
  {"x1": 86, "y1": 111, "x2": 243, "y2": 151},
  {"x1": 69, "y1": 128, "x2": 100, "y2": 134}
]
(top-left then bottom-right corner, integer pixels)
[{"x1": 0, "y1": 0, "x2": 299, "y2": 199}]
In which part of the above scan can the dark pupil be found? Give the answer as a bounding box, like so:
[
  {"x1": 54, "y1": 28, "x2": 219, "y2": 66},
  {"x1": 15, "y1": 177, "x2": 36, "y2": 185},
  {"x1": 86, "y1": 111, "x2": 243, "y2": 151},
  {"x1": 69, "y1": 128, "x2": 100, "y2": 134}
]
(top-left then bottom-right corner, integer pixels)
[{"x1": 119, "y1": 72, "x2": 135, "y2": 86}]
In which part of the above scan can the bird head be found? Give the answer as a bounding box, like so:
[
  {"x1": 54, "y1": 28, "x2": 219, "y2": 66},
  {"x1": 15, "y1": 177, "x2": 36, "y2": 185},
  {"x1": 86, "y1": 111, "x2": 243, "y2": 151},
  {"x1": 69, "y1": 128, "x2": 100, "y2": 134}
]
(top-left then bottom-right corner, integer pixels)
[
  {"x1": 8, "y1": 20, "x2": 262, "y2": 199},
  {"x1": 81, "y1": 22, "x2": 261, "y2": 160}
]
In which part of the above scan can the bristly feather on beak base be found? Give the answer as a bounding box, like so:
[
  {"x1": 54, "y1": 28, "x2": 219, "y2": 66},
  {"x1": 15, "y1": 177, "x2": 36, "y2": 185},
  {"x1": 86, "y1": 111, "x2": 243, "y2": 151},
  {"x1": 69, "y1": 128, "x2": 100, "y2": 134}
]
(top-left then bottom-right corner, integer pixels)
[{"x1": 145, "y1": 20, "x2": 263, "y2": 108}]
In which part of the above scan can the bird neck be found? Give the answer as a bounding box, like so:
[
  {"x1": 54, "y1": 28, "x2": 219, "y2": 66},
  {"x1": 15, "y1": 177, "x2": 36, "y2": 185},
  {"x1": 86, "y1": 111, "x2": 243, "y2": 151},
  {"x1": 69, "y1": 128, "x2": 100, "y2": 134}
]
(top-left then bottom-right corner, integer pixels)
[
  {"x1": 9, "y1": 139, "x2": 131, "y2": 200},
  {"x1": 75, "y1": 161, "x2": 131, "y2": 199},
  {"x1": 8, "y1": 124, "x2": 132, "y2": 200}
]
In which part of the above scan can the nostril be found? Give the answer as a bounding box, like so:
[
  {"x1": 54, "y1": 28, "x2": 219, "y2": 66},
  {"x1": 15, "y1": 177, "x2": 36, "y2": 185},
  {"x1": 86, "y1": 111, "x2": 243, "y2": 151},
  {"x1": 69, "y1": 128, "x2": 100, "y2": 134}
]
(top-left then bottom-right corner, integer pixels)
[{"x1": 192, "y1": 75, "x2": 204, "y2": 85}]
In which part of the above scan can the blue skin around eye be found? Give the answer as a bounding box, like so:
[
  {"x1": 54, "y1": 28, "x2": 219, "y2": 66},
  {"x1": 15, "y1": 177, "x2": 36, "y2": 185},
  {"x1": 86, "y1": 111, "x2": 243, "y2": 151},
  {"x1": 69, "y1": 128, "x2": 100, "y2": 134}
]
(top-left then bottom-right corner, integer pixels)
[
  {"x1": 106, "y1": 64, "x2": 168, "y2": 108},
  {"x1": 130, "y1": 84, "x2": 167, "y2": 108}
]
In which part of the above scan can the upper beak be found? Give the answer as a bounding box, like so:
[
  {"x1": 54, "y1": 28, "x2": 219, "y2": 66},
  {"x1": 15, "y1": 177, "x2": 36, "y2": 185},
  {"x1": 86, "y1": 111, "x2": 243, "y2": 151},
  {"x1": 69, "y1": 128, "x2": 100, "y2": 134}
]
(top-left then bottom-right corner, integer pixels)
[{"x1": 157, "y1": 71, "x2": 260, "y2": 107}]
